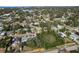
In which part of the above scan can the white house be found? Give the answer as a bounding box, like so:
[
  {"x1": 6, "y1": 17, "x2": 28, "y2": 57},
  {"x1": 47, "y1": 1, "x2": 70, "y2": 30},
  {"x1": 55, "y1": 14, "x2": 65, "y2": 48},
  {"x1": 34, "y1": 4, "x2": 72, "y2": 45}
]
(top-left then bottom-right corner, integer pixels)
[
  {"x1": 58, "y1": 32, "x2": 67, "y2": 38},
  {"x1": 3, "y1": 14, "x2": 10, "y2": 16},
  {"x1": 51, "y1": 26, "x2": 58, "y2": 31},
  {"x1": 57, "y1": 25, "x2": 64, "y2": 30}
]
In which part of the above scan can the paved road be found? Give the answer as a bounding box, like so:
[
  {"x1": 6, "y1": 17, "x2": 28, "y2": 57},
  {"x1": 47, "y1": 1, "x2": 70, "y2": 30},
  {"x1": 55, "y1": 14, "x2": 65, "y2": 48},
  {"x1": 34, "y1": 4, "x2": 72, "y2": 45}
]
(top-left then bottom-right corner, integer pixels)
[
  {"x1": 44, "y1": 45, "x2": 79, "y2": 53},
  {"x1": 22, "y1": 43, "x2": 78, "y2": 53}
]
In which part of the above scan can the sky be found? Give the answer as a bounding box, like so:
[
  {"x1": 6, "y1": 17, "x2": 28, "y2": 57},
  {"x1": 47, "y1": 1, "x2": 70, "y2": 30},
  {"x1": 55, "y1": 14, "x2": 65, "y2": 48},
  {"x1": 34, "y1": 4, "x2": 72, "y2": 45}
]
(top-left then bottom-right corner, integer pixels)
[{"x1": 0, "y1": 0, "x2": 79, "y2": 6}]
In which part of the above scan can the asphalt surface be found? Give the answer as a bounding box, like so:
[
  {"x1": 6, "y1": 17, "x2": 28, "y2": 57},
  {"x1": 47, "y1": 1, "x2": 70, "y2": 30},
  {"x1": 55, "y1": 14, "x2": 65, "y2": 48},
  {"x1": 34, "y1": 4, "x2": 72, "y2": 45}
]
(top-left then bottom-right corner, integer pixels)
[{"x1": 44, "y1": 45, "x2": 79, "y2": 53}]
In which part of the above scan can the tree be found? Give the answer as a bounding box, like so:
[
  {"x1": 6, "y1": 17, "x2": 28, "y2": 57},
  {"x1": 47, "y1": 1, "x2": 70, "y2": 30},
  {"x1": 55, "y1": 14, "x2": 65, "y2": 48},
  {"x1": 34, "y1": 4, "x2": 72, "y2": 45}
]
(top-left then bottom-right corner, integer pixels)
[
  {"x1": 67, "y1": 15, "x2": 79, "y2": 27},
  {"x1": 27, "y1": 26, "x2": 31, "y2": 32}
]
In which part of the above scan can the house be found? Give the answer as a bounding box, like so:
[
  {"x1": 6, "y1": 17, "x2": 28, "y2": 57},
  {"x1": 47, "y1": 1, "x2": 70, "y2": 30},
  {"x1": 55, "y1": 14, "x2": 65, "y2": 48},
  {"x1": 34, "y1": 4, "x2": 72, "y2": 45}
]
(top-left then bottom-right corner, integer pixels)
[
  {"x1": 21, "y1": 36, "x2": 28, "y2": 42},
  {"x1": 21, "y1": 32, "x2": 37, "y2": 42},
  {"x1": 53, "y1": 18, "x2": 62, "y2": 21},
  {"x1": 35, "y1": 27, "x2": 42, "y2": 33},
  {"x1": 70, "y1": 32, "x2": 79, "y2": 44},
  {"x1": 57, "y1": 25, "x2": 64, "y2": 30},
  {"x1": 33, "y1": 22, "x2": 39, "y2": 26},
  {"x1": 22, "y1": 9, "x2": 33, "y2": 13},
  {"x1": 51, "y1": 25, "x2": 58, "y2": 31},
  {"x1": 15, "y1": 14, "x2": 20, "y2": 18},
  {"x1": 0, "y1": 31, "x2": 6, "y2": 36},
  {"x1": 58, "y1": 32, "x2": 67, "y2": 38},
  {"x1": 51, "y1": 25, "x2": 64, "y2": 32},
  {"x1": 70, "y1": 32, "x2": 79, "y2": 40},
  {"x1": 31, "y1": 27, "x2": 42, "y2": 33},
  {"x1": 5, "y1": 17, "x2": 12, "y2": 21},
  {"x1": 26, "y1": 32, "x2": 37, "y2": 39},
  {"x1": 4, "y1": 14, "x2": 10, "y2": 16},
  {"x1": 61, "y1": 19, "x2": 66, "y2": 23}
]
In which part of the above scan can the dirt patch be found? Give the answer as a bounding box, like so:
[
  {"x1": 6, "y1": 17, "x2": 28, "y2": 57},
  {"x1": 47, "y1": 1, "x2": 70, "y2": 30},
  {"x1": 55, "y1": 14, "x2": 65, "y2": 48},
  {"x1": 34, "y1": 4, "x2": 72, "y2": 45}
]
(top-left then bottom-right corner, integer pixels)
[{"x1": 0, "y1": 48, "x2": 5, "y2": 53}]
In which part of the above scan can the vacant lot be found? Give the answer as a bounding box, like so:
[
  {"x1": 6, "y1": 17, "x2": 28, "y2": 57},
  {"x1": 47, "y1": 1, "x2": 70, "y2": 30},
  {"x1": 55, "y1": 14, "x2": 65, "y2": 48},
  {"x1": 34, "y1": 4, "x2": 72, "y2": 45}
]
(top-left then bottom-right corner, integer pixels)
[{"x1": 27, "y1": 31, "x2": 64, "y2": 49}]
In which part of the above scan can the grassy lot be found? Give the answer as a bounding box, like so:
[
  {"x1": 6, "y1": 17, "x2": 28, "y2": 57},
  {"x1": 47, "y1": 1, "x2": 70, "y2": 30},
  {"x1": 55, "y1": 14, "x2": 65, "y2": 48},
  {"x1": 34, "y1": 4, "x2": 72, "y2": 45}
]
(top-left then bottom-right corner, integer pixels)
[{"x1": 27, "y1": 30, "x2": 64, "y2": 49}]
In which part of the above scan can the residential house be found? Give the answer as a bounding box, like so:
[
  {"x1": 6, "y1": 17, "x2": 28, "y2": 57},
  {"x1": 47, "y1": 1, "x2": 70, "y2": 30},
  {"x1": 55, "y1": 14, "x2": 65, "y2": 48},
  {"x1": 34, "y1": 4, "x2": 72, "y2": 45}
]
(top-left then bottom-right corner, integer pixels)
[
  {"x1": 70, "y1": 32, "x2": 79, "y2": 43},
  {"x1": 26, "y1": 32, "x2": 37, "y2": 39},
  {"x1": 58, "y1": 32, "x2": 67, "y2": 38}
]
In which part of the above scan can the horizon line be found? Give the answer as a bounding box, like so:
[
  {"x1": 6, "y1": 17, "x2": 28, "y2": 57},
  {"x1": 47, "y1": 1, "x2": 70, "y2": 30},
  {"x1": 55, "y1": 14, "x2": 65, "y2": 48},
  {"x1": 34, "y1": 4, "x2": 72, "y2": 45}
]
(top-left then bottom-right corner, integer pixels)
[{"x1": 0, "y1": 6, "x2": 79, "y2": 8}]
